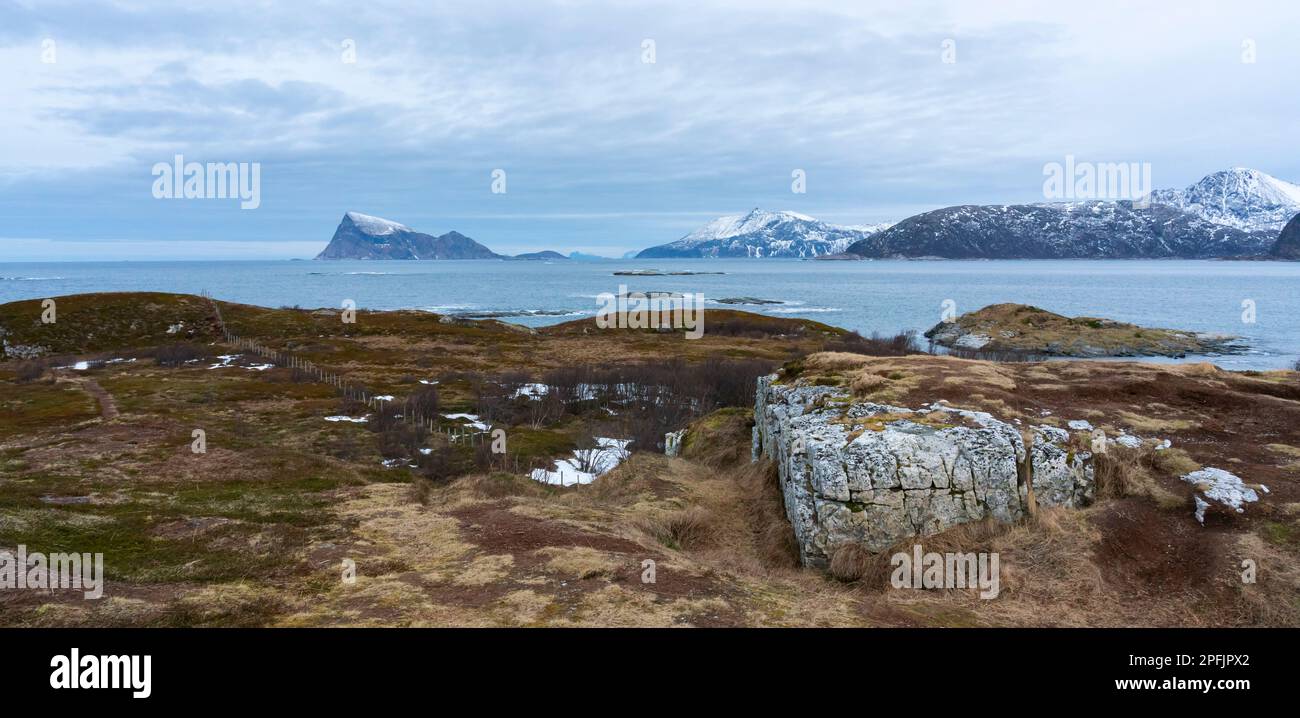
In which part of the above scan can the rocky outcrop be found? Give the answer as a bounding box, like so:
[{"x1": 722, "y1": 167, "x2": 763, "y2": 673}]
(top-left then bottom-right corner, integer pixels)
[
  {"x1": 664, "y1": 429, "x2": 686, "y2": 457},
  {"x1": 753, "y1": 375, "x2": 1094, "y2": 567},
  {"x1": 1181, "y1": 467, "x2": 1268, "y2": 524},
  {"x1": 924, "y1": 303, "x2": 1246, "y2": 358}
]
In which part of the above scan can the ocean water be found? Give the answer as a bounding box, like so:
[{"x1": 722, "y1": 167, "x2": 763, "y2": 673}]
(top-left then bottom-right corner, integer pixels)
[{"x1": 2, "y1": 258, "x2": 1297, "y2": 370}]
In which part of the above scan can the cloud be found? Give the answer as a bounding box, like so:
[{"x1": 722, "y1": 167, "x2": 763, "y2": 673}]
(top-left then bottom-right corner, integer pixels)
[{"x1": 2, "y1": 0, "x2": 1298, "y2": 258}]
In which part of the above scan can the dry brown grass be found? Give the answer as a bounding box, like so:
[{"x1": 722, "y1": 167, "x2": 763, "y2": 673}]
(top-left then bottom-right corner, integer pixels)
[
  {"x1": 639, "y1": 506, "x2": 718, "y2": 550},
  {"x1": 1093, "y1": 446, "x2": 1185, "y2": 507},
  {"x1": 536, "y1": 546, "x2": 621, "y2": 580}
]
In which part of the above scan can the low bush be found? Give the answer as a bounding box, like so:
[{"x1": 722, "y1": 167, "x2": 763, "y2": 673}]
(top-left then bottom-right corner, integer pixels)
[{"x1": 151, "y1": 342, "x2": 210, "y2": 367}]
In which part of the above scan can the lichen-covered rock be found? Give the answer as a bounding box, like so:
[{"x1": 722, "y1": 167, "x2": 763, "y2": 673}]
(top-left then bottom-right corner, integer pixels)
[
  {"x1": 663, "y1": 429, "x2": 686, "y2": 457},
  {"x1": 1181, "y1": 467, "x2": 1268, "y2": 524},
  {"x1": 753, "y1": 375, "x2": 1094, "y2": 567}
]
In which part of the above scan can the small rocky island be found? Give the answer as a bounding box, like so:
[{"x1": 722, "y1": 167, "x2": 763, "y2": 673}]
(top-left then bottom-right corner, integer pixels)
[{"x1": 924, "y1": 303, "x2": 1245, "y2": 358}]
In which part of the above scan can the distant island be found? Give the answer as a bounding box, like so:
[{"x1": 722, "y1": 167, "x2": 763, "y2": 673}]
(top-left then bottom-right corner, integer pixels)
[
  {"x1": 315, "y1": 212, "x2": 568, "y2": 261},
  {"x1": 924, "y1": 303, "x2": 1247, "y2": 358}
]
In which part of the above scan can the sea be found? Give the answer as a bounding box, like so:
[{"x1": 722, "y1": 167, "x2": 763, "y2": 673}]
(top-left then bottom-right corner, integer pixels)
[{"x1": 2, "y1": 258, "x2": 1297, "y2": 371}]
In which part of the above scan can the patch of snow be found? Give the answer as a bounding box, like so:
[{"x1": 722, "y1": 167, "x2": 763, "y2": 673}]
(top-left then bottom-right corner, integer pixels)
[
  {"x1": 245, "y1": 363, "x2": 274, "y2": 371},
  {"x1": 512, "y1": 382, "x2": 549, "y2": 399},
  {"x1": 530, "y1": 438, "x2": 631, "y2": 486},
  {"x1": 324, "y1": 415, "x2": 368, "y2": 423},
  {"x1": 418, "y1": 379, "x2": 439, "y2": 385},
  {"x1": 1067, "y1": 420, "x2": 1094, "y2": 431},
  {"x1": 1154, "y1": 439, "x2": 1172, "y2": 451},
  {"x1": 208, "y1": 354, "x2": 240, "y2": 369},
  {"x1": 443, "y1": 413, "x2": 490, "y2": 431},
  {"x1": 346, "y1": 211, "x2": 411, "y2": 236}
]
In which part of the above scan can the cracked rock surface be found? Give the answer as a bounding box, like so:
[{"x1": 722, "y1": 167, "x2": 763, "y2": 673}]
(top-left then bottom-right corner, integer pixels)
[{"x1": 753, "y1": 375, "x2": 1095, "y2": 567}]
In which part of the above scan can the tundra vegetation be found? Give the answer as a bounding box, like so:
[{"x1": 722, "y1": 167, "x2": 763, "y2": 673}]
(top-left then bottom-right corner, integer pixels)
[{"x1": 0, "y1": 292, "x2": 1296, "y2": 627}]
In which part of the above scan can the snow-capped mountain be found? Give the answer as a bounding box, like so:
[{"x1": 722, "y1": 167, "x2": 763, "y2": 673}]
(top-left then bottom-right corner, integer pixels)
[
  {"x1": 316, "y1": 212, "x2": 501, "y2": 260},
  {"x1": 1272, "y1": 214, "x2": 1300, "y2": 259},
  {"x1": 845, "y1": 168, "x2": 1293, "y2": 259},
  {"x1": 636, "y1": 209, "x2": 889, "y2": 258},
  {"x1": 845, "y1": 201, "x2": 1274, "y2": 259},
  {"x1": 1149, "y1": 168, "x2": 1300, "y2": 232}
]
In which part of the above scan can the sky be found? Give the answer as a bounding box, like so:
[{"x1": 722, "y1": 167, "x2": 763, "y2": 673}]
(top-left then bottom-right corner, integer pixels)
[{"x1": 2, "y1": 0, "x2": 1298, "y2": 260}]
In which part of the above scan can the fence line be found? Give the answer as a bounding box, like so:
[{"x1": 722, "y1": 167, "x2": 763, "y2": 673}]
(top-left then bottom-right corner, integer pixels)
[{"x1": 201, "y1": 295, "x2": 487, "y2": 445}]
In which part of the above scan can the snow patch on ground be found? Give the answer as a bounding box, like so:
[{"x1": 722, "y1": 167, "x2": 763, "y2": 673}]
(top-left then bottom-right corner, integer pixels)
[
  {"x1": 324, "y1": 415, "x2": 368, "y2": 423},
  {"x1": 443, "y1": 413, "x2": 490, "y2": 431},
  {"x1": 530, "y1": 438, "x2": 631, "y2": 486}
]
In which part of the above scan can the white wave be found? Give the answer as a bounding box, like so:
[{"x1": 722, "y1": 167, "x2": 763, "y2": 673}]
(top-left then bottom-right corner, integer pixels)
[{"x1": 766, "y1": 306, "x2": 842, "y2": 314}]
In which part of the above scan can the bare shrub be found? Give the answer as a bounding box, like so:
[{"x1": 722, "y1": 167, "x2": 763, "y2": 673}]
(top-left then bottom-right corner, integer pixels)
[
  {"x1": 14, "y1": 359, "x2": 48, "y2": 383},
  {"x1": 152, "y1": 342, "x2": 210, "y2": 367},
  {"x1": 373, "y1": 419, "x2": 428, "y2": 460},
  {"x1": 415, "y1": 444, "x2": 457, "y2": 482},
  {"x1": 942, "y1": 347, "x2": 1044, "y2": 362},
  {"x1": 404, "y1": 385, "x2": 440, "y2": 421},
  {"x1": 825, "y1": 330, "x2": 923, "y2": 356},
  {"x1": 500, "y1": 356, "x2": 776, "y2": 452}
]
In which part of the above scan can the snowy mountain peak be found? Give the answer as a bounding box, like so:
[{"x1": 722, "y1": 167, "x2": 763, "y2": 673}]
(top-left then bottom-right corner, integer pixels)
[
  {"x1": 684, "y1": 209, "x2": 827, "y2": 243},
  {"x1": 344, "y1": 211, "x2": 411, "y2": 236},
  {"x1": 638, "y1": 209, "x2": 890, "y2": 258},
  {"x1": 1150, "y1": 168, "x2": 1300, "y2": 232}
]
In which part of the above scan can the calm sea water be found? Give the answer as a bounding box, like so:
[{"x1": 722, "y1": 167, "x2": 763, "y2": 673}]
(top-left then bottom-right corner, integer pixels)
[{"x1": 2, "y1": 259, "x2": 1297, "y2": 370}]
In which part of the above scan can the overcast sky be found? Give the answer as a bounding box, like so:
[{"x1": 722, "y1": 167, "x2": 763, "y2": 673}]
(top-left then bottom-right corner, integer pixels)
[{"x1": 2, "y1": 0, "x2": 1298, "y2": 260}]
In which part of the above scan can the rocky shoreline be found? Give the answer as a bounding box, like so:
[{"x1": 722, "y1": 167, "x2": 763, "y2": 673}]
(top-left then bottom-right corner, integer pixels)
[{"x1": 924, "y1": 303, "x2": 1247, "y2": 358}]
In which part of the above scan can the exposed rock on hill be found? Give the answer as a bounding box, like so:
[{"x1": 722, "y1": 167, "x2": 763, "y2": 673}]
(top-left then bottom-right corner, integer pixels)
[
  {"x1": 923, "y1": 303, "x2": 1245, "y2": 358},
  {"x1": 753, "y1": 374, "x2": 1094, "y2": 566}
]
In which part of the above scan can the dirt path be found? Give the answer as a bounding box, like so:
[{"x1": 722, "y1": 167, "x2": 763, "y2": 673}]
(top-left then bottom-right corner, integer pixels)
[{"x1": 57, "y1": 373, "x2": 119, "y2": 419}]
